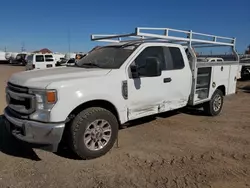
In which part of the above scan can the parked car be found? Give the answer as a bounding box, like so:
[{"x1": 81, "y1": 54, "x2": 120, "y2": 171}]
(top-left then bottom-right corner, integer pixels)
[
  {"x1": 240, "y1": 55, "x2": 250, "y2": 79},
  {"x1": 65, "y1": 52, "x2": 76, "y2": 60},
  {"x1": 14, "y1": 53, "x2": 29, "y2": 65},
  {"x1": 53, "y1": 53, "x2": 65, "y2": 64}
]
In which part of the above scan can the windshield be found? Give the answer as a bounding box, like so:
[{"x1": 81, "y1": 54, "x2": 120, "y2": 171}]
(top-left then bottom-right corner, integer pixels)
[{"x1": 75, "y1": 45, "x2": 137, "y2": 69}]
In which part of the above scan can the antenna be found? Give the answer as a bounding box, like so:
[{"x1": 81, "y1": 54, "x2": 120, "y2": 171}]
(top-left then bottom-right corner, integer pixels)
[
  {"x1": 68, "y1": 29, "x2": 71, "y2": 54},
  {"x1": 21, "y1": 42, "x2": 26, "y2": 52}
]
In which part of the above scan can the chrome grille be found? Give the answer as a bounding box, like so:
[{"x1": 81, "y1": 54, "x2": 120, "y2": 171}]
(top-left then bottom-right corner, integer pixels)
[
  {"x1": 7, "y1": 82, "x2": 28, "y2": 93},
  {"x1": 6, "y1": 83, "x2": 36, "y2": 115}
]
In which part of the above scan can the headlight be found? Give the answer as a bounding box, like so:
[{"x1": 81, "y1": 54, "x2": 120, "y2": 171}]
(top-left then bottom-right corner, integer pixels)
[{"x1": 29, "y1": 89, "x2": 57, "y2": 122}]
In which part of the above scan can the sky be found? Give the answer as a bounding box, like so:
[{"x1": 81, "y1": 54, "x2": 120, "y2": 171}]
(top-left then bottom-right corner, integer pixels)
[{"x1": 0, "y1": 0, "x2": 249, "y2": 54}]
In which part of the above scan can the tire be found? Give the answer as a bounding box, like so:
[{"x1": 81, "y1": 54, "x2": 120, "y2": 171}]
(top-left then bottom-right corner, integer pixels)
[
  {"x1": 69, "y1": 107, "x2": 118, "y2": 159},
  {"x1": 203, "y1": 89, "x2": 224, "y2": 116}
]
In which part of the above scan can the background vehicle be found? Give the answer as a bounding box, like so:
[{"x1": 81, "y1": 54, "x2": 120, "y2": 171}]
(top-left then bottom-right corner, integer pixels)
[
  {"x1": 4, "y1": 27, "x2": 240, "y2": 160},
  {"x1": 56, "y1": 53, "x2": 86, "y2": 66},
  {"x1": 197, "y1": 57, "x2": 224, "y2": 62},
  {"x1": 14, "y1": 53, "x2": 29, "y2": 65},
  {"x1": 5, "y1": 52, "x2": 12, "y2": 61},
  {"x1": 65, "y1": 52, "x2": 76, "y2": 60},
  {"x1": 239, "y1": 54, "x2": 250, "y2": 79},
  {"x1": 25, "y1": 53, "x2": 57, "y2": 70},
  {"x1": 53, "y1": 53, "x2": 65, "y2": 64},
  {"x1": 8, "y1": 52, "x2": 19, "y2": 64},
  {"x1": 0, "y1": 51, "x2": 6, "y2": 62}
]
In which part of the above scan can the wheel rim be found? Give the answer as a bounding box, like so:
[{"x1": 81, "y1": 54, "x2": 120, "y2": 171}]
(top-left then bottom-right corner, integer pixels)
[
  {"x1": 213, "y1": 94, "x2": 222, "y2": 112},
  {"x1": 83, "y1": 119, "x2": 112, "y2": 151}
]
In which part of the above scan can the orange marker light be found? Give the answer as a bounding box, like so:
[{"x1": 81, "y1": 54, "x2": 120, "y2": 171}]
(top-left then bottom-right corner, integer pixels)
[{"x1": 46, "y1": 91, "x2": 57, "y2": 103}]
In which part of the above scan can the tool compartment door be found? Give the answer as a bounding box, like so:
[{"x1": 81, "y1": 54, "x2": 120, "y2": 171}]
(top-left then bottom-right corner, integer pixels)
[
  {"x1": 209, "y1": 65, "x2": 230, "y2": 98},
  {"x1": 228, "y1": 64, "x2": 239, "y2": 95}
]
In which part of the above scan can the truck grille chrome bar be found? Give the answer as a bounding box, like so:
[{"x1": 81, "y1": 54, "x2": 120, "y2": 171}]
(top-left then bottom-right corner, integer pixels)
[{"x1": 6, "y1": 83, "x2": 36, "y2": 115}]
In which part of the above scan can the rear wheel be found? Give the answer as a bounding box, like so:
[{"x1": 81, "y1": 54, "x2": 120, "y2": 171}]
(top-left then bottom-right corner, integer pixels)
[
  {"x1": 203, "y1": 89, "x2": 224, "y2": 116},
  {"x1": 69, "y1": 107, "x2": 118, "y2": 159}
]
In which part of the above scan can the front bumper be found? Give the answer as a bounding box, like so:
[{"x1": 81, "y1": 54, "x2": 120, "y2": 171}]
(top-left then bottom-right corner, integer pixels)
[{"x1": 4, "y1": 108, "x2": 65, "y2": 146}]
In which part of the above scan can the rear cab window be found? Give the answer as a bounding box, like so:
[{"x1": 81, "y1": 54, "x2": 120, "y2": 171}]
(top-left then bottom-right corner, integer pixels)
[{"x1": 163, "y1": 47, "x2": 185, "y2": 70}]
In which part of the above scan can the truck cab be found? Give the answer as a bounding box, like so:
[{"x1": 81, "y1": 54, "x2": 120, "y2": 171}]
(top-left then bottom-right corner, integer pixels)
[{"x1": 3, "y1": 27, "x2": 240, "y2": 160}]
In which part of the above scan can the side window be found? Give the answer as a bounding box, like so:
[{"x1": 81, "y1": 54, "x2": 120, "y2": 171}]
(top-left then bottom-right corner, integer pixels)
[
  {"x1": 36, "y1": 55, "x2": 44, "y2": 62},
  {"x1": 134, "y1": 46, "x2": 165, "y2": 76},
  {"x1": 27, "y1": 55, "x2": 33, "y2": 63},
  {"x1": 45, "y1": 55, "x2": 54, "y2": 62},
  {"x1": 217, "y1": 59, "x2": 223, "y2": 62},
  {"x1": 163, "y1": 47, "x2": 185, "y2": 70},
  {"x1": 210, "y1": 59, "x2": 215, "y2": 62}
]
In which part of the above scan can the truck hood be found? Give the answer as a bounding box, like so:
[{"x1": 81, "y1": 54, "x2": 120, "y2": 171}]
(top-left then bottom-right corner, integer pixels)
[{"x1": 8, "y1": 67, "x2": 111, "y2": 89}]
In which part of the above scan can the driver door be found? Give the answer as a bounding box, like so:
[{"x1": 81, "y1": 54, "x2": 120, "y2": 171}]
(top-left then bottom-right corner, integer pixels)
[{"x1": 126, "y1": 46, "x2": 167, "y2": 120}]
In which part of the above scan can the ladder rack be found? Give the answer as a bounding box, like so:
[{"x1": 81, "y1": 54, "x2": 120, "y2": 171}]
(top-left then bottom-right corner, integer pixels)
[{"x1": 91, "y1": 27, "x2": 236, "y2": 48}]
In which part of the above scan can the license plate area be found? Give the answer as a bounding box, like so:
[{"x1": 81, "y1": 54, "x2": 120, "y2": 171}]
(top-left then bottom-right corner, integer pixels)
[{"x1": 5, "y1": 119, "x2": 26, "y2": 136}]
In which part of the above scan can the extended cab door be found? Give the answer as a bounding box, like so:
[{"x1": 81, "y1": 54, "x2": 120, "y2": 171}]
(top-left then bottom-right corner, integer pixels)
[
  {"x1": 161, "y1": 46, "x2": 192, "y2": 110},
  {"x1": 126, "y1": 45, "x2": 192, "y2": 120}
]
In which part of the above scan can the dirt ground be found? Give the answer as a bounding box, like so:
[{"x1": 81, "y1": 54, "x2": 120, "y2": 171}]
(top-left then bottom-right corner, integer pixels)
[{"x1": 0, "y1": 64, "x2": 250, "y2": 188}]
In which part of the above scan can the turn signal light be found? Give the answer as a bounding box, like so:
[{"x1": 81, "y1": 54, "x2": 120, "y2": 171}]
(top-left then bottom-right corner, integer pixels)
[{"x1": 46, "y1": 91, "x2": 57, "y2": 103}]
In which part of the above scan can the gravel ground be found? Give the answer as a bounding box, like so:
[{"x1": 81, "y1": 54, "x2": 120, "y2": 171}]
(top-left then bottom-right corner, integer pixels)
[{"x1": 0, "y1": 65, "x2": 250, "y2": 188}]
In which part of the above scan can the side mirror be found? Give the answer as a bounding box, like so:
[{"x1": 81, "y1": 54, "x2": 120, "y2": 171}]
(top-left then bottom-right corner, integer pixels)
[
  {"x1": 130, "y1": 64, "x2": 139, "y2": 78},
  {"x1": 144, "y1": 57, "x2": 162, "y2": 77},
  {"x1": 130, "y1": 57, "x2": 162, "y2": 78}
]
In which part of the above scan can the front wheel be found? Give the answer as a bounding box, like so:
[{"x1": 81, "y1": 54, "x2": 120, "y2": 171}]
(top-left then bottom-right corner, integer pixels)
[
  {"x1": 69, "y1": 107, "x2": 118, "y2": 159},
  {"x1": 203, "y1": 89, "x2": 224, "y2": 116}
]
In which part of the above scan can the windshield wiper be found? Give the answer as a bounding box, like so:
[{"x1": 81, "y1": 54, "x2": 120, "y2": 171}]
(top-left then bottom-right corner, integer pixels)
[{"x1": 81, "y1": 62, "x2": 101, "y2": 68}]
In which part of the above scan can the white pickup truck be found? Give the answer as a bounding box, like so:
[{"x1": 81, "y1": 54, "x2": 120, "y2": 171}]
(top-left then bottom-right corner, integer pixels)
[{"x1": 3, "y1": 27, "x2": 240, "y2": 159}]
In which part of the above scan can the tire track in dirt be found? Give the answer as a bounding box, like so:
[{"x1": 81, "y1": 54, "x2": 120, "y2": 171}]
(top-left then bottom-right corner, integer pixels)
[{"x1": 112, "y1": 150, "x2": 250, "y2": 188}]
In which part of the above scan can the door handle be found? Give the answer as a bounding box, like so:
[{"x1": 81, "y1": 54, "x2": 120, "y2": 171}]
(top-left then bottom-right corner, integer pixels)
[{"x1": 163, "y1": 77, "x2": 172, "y2": 83}]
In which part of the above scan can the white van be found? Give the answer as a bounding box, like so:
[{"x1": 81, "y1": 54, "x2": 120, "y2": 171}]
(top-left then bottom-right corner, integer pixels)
[{"x1": 26, "y1": 54, "x2": 56, "y2": 70}]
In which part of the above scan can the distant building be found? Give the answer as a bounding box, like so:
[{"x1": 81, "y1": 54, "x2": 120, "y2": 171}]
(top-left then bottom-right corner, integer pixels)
[{"x1": 32, "y1": 48, "x2": 52, "y2": 54}]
